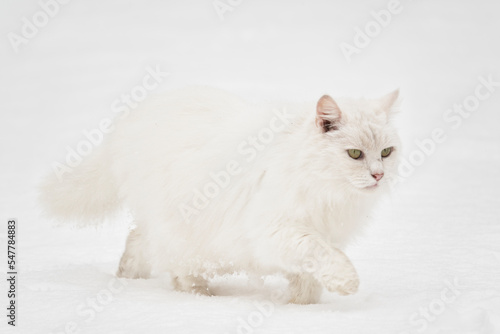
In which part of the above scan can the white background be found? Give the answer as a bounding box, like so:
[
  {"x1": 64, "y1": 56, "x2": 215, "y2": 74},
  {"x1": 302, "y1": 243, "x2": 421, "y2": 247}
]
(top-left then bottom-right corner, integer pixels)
[{"x1": 1, "y1": 0, "x2": 499, "y2": 333}]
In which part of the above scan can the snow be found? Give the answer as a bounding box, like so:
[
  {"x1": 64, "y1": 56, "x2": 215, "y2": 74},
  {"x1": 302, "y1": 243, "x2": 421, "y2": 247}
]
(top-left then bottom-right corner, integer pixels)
[{"x1": 1, "y1": 0, "x2": 500, "y2": 333}]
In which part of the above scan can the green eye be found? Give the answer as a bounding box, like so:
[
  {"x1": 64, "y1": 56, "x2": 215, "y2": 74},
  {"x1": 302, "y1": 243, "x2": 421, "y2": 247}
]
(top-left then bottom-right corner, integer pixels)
[
  {"x1": 381, "y1": 147, "x2": 393, "y2": 158},
  {"x1": 348, "y1": 149, "x2": 362, "y2": 159}
]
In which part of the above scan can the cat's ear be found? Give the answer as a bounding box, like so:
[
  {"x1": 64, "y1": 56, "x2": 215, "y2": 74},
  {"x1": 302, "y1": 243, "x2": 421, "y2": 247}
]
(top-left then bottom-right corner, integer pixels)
[
  {"x1": 316, "y1": 95, "x2": 342, "y2": 132},
  {"x1": 379, "y1": 89, "x2": 400, "y2": 114}
]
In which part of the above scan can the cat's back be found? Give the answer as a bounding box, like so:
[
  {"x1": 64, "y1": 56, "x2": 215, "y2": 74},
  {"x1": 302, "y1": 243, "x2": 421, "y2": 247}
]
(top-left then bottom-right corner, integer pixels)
[
  {"x1": 107, "y1": 86, "x2": 273, "y2": 191},
  {"x1": 112, "y1": 86, "x2": 269, "y2": 147}
]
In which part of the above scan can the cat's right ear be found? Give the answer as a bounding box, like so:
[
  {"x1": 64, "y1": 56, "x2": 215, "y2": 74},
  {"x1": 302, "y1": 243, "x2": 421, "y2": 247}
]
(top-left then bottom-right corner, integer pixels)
[
  {"x1": 379, "y1": 89, "x2": 400, "y2": 114},
  {"x1": 316, "y1": 95, "x2": 342, "y2": 133}
]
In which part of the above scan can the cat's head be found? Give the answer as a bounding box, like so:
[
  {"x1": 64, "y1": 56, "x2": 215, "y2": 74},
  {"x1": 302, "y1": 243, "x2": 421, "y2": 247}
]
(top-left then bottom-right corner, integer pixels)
[{"x1": 313, "y1": 90, "x2": 401, "y2": 193}]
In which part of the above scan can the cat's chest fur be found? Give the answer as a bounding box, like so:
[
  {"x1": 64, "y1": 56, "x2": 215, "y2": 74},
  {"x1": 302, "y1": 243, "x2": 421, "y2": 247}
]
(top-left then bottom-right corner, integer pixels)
[
  {"x1": 293, "y1": 187, "x2": 372, "y2": 248},
  {"x1": 242, "y1": 165, "x2": 373, "y2": 250}
]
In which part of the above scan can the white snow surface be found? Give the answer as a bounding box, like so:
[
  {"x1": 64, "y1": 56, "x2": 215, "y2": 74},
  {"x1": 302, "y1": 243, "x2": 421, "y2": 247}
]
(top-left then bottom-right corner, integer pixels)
[{"x1": 1, "y1": 0, "x2": 500, "y2": 333}]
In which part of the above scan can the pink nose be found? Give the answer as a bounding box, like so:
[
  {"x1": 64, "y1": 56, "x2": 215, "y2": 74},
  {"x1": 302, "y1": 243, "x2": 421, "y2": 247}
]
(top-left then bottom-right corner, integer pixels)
[{"x1": 372, "y1": 173, "x2": 384, "y2": 181}]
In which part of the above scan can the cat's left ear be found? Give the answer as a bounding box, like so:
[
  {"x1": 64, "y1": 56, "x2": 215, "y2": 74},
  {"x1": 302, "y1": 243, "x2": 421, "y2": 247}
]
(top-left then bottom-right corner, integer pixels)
[
  {"x1": 316, "y1": 95, "x2": 342, "y2": 132},
  {"x1": 379, "y1": 89, "x2": 400, "y2": 114}
]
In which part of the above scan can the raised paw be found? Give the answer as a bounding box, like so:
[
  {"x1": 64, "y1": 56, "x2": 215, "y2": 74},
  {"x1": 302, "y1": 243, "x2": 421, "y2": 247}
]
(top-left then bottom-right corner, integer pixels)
[{"x1": 320, "y1": 264, "x2": 359, "y2": 296}]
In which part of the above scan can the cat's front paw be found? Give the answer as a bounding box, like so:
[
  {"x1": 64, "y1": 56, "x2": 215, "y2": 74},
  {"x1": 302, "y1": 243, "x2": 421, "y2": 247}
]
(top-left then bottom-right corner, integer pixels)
[{"x1": 321, "y1": 264, "x2": 359, "y2": 296}]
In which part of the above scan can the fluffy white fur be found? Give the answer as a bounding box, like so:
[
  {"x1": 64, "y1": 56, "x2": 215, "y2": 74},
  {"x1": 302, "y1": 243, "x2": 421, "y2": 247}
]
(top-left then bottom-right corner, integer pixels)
[{"x1": 40, "y1": 86, "x2": 401, "y2": 304}]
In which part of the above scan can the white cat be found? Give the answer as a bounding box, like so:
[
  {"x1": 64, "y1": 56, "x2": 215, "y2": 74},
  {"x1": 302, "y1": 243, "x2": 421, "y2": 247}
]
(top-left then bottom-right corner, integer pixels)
[{"x1": 40, "y1": 86, "x2": 401, "y2": 304}]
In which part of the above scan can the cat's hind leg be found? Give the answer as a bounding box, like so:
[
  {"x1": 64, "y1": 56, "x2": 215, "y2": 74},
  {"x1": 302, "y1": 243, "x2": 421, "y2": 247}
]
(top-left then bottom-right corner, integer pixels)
[
  {"x1": 172, "y1": 273, "x2": 211, "y2": 296},
  {"x1": 116, "y1": 226, "x2": 152, "y2": 279},
  {"x1": 287, "y1": 273, "x2": 322, "y2": 304}
]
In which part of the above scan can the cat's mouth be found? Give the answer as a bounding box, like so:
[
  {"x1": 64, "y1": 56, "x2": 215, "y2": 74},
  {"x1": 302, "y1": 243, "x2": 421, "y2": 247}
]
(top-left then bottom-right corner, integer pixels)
[
  {"x1": 350, "y1": 180, "x2": 380, "y2": 191},
  {"x1": 351, "y1": 182, "x2": 379, "y2": 192}
]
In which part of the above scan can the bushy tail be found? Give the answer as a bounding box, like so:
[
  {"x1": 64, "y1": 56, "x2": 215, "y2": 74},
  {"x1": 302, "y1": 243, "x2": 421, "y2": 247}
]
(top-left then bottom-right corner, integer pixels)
[{"x1": 39, "y1": 145, "x2": 121, "y2": 225}]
